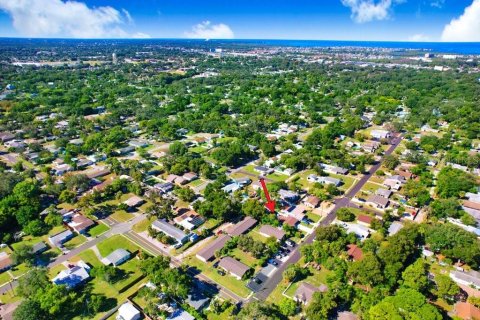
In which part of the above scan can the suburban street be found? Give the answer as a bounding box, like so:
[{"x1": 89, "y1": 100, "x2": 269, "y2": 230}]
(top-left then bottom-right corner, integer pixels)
[{"x1": 254, "y1": 134, "x2": 403, "y2": 301}]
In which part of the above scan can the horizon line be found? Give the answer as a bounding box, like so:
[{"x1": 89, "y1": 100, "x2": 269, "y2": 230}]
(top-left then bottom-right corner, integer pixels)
[{"x1": 0, "y1": 37, "x2": 480, "y2": 44}]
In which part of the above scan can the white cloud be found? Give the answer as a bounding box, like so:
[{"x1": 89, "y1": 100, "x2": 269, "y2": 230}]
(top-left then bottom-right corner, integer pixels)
[
  {"x1": 441, "y1": 0, "x2": 480, "y2": 42},
  {"x1": 184, "y1": 21, "x2": 234, "y2": 39},
  {"x1": 132, "y1": 32, "x2": 151, "y2": 39},
  {"x1": 122, "y1": 9, "x2": 134, "y2": 25},
  {"x1": 0, "y1": 0, "x2": 145, "y2": 38},
  {"x1": 408, "y1": 34, "x2": 430, "y2": 42},
  {"x1": 341, "y1": 0, "x2": 401, "y2": 23},
  {"x1": 430, "y1": 0, "x2": 445, "y2": 8}
]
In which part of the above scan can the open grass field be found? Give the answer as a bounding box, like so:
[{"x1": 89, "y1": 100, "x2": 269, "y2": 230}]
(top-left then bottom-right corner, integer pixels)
[
  {"x1": 63, "y1": 235, "x2": 87, "y2": 250},
  {"x1": 97, "y1": 235, "x2": 140, "y2": 257},
  {"x1": 183, "y1": 256, "x2": 251, "y2": 298},
  {"x1": 88, "y1": 223, "x2": 110, "y2": 237},
  {"x1": 0, "y1": 271, "x2": 12, "y2": 286},
  {"x1": 109, "y1": 210, "x2": 134, "y2": 223}
]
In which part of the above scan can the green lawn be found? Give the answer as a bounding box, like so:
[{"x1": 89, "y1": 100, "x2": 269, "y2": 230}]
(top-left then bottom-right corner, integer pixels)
[
  {"x1": 266, "y1": 173, "x2": 288, "y2": 182},
  {"x1": 48, "y1": 264, "x2": 67, "y2": 278},
  {"x1": 184, "y1": 256, "x2": 251, "y2": 298},
  {"x1": 306, "y1": 212, "x2": 321, "y2": 223},
  {"x1": 0, "y1": 271, "x2": 12, "y2": 285},
  {"x1": 231, "y1": 248, "x2": 259, "y2": 268},
  {"x1": 97, "y1": 235, "x2": 140, "y2": 257},
  {"x1": 332, "y1": 174, "x2": 357, "y2": 191},
  {"x1": 71, "y1": 249, "x2": 103, "y2": 267},
  {"x1": 132, "y1": 218, "x2": 153, "y2": 233},
  {"x1": 284, "y1": 266, "x2": 331, "y2": 298},
  {"x1": 110, "y1": 210, "x2": 134, "y2": 222},
  {"x1": 88, "y1": 223, "x2": 110, "y2": 237},
  {"x1": 187, "y1": 179, "x2": 205, "y2": 188},
  {"x1": 63, "y1": 235, "x2": 87, "y2": 250},
  {"x1": 242, "y1": 165, "x2": 259, "y2": 176},
  {"x1": 10, "y1": 263, "x2": 30, "y2": 278}
]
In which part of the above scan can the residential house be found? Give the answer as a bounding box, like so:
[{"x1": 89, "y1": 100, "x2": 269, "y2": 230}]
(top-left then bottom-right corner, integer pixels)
[
  {"x1": 183, "y1": 172, "x2": 198, "y2": 182},
  {"x1": 226, "y1": 216, "x2": 257, "y2": 236},
  {"x1": 320, "y1": 163, "x2": 349, "y2": 175},
  {"x1": 294, "y1": 282, "x2": 328, "y2": 305},
  {"x1": 453, "y1": 302, "x2": 480, "y2": 320},
  {"x1": 375, "y1": 188, "x2": 392, "y2": 198},
  {"x1": 222, "y1": 182, "x2": 242, "y2": 194},
  {"x1": 285, "y1": 206, "x2": 306, "y2": 221},
  {"x1": 53, "y1": 163, "x2": 73, "y2": 176},
  {"x1": 52, "y1": 260, "x2": 90, "y2": 289},
  {"x1": 68, "y1": 214, "x2": 94, "y2": 234},
  {"x1": 336, "y1": 222, "x2": 370, "y2": 241},
  {"x1": 31, "y1": 242, "x2": 48, "y2": 255},
  {"x1": 258, "y1": 225, "x2": 285, "y2": 241},
  {"x1": 174, "y1": 210, "x2": 204, "y2": 230},
  {"x1": 0, "y1": 132, "x2": 15, "y2": 142},
  {"x1": 254, "y1": 166, "x2": 274, "y2": 175},
  {"x1": 234, "y1": 177, "x2": 251, "y2": 186},
  {"x1": 85, "y1": 166, "x2": 110, "y2": 179},
  {"x1": 304, "y1": 195, "x2": 321, "y2": 209},
  {"x1": 123, "y1": 196, "x2": 145, "y2": 208},
  {"x1": 371, "y1": 129, "x2": 391, "y2": 140},
  {"x1": 0, "y1": 252, "x2": 13, "y2": 272},
  {"x1": 218, "y1": 257, "x2": 250, "y2": 280},
  {"x1": 282, "y1": 216, "x2": 300, "y2": 228},
  {"x1": 383, "y1": 175, "x2": 406, "y2": 191},
  {"x1": 48, "y1": 229, "x2": 74, "y2": 247},
  {"x1": 116, "y1": 146, "x2": 135, "y2": 156},
  {"x1": 152, "y1": 219, "x2": 189, "y2": 247},
  {"x1": 116, "y1": 302, "x2": 141, "y2": 320},
  {"x1": 462, "y1": 200, "x2": 480, "y2": 223},
  {"x1": 346, "y1": 244, "x2": 363, "y2": 261},
  {"x1": 357, "y1": 214, "x2": 373, "y2": 226},
  {"x1": 167, "y1": 309, "x2": 195, "y2": 320},
  {"x1": 307, "y1": 174, "x2": 341, "y2": 186},
  {"x1": 154, "y1": 182, "x2": 174, "y2": 194},
  {"x1": 196, "y1": 234, "x2": 231, "y2": 263},
  {"x1": 101, "y1": 249, "x2": 131, "y2": 266},
  {"x1": 362, "y1": 141, "x2": 381, "y2": 153},
  {"x1": 278, "y1": 189, "x2": 299, "y2": 203},
  {"x1": 366, "y1": 195, "x2": 390, "y2": 210},
  {"x1": 388, "y1": 221, "x2": 404, "y2": 236}
]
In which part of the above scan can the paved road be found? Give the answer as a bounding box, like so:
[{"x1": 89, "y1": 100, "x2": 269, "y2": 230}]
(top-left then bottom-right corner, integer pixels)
[
  {"x1": 0, "y1": 214, "x2": 146, "y2": 296},
  {"x1": 125, "y1": 231, "x2": 245, "y2": 303},
  {"x1": 254, "y1": 134, "x2": 403, "y2": 301}
]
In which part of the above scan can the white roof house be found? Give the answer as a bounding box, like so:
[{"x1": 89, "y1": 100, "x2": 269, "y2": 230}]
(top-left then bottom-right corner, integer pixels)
[
  {"x1": 117, "y1": 302, "x2": 141, "y2": 320},
  {"x1": 101, "y1": 249, "x2": 131, "y2": 266},
  {"x1": 52, "y1": 260, "x2": 90, "y2": 289}
]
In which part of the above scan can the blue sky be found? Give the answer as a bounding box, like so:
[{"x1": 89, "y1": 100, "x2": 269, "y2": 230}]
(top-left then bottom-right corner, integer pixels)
[{"x1": 0, "y1": 0, "x2": 479, "y2": 41}]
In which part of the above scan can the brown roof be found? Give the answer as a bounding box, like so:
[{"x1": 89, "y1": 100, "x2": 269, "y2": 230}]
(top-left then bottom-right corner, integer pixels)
[
  {"x1": 226, "y1": 216, "x2": 257, "y2": 236},
  {"x1": 166, "y1": 174, "x2": 179, "y2": 183},
  {"x1": 258, "y1": 225, "x2": 285, "y2": 240},
  {"x1": 347, "y1": 244, "x2": 363, "y2": 261},
  {"x1": 294, "y1": 282, "x2": 327, "y2": 304},
  {"x1": 85, "y1": 167, "x2": 111, "y2": 179},
  {"x1": 283, "y1": 216, "x2": 299, "y2": 227},
  {"x1": 463, "y1": 200, "x2": 480, "y2": 211},
  {"x1": 337, "y1": 311, "x2": 359, "y2": 320},
  {"x1": 218, "y1": 257, "x2": 249, "y2": 278},
  {"x1": 397, "y1": 170, "x2": 413, "y2": 180},
  {"x1": 196, "y1": 234, "x2": 231, "y2": 262},
  {"x1": 455, "y1": 302, "x2": 480, "y2": 320},
  {"x1": 124, "y1": 196, "x2": 144, "y2": 207},
  {"x1": 305, "y1": 195, "x2": 321, "y2": 207},
  {"x1": 70, "y1": 214, "x2": 94, "y2": 232},
  {"x1": 367, "y1": 194, "x2": 389, "y2": 207},
  {"x1": 357, "y1": 215, "x2": 373, "y2": 225},
  {"x1": 0, "y1": 254, "x2": 12, "y2": 270}
]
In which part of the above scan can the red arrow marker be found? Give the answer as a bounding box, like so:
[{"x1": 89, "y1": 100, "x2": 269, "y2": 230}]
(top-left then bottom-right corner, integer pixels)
[{"x1": 259, "y1": 178, "x2": 276, "y2": 213}]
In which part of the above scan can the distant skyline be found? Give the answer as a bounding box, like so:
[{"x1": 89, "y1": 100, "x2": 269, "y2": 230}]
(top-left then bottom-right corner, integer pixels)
[{"x1": 0, "y1": 0, "x2": 479, "y2": 42}]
